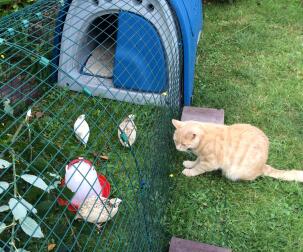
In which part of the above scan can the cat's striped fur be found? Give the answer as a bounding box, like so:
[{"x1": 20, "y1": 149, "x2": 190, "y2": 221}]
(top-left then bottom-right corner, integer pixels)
[{"x1": 172, "y1": 119, "x2": 303, "y2": 182}]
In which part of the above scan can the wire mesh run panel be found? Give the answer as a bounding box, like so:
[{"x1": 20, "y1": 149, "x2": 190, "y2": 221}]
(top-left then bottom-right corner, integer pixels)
[
  {"x1": 55, "y1": 0, "x2": 181, "y2": 105},
  {"x1": 0, "y1": 0, "x2": 202, "y2": 251}
]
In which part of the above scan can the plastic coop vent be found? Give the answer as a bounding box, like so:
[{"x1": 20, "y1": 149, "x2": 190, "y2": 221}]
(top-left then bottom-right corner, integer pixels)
[{"x1": 54, "y1": 0, "x2": 202, "y2": 105}]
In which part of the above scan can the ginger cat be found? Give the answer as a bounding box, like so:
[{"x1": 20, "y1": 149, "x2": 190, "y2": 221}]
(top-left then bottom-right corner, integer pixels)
[{"x1": 172, "y1": 119, "x2": 303, "y2": 182}]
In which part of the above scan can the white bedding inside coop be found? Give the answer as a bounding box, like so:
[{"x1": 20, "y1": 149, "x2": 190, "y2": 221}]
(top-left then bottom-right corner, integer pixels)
[{"x1": 83, "y1": 41, "x2": 115, "y2": 78}]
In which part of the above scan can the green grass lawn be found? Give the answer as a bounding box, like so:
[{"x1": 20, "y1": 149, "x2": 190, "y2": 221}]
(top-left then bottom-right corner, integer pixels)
[
  {"x1": 1, "y1": 0, "x2": 302, "y2": 251},
  {"x1": 166, "y1": 0, "x2": 303, "y2": 251}
]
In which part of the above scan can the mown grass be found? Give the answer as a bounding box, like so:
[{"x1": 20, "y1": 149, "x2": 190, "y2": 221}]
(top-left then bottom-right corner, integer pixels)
[{"x1": 166, "y1": 0, "x2": 303, "y2": 251}]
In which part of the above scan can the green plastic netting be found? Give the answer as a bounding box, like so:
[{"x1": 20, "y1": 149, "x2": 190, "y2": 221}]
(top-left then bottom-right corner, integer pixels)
[{"x1": 0, "y1": 0, "x2": 182, "y2": 250}]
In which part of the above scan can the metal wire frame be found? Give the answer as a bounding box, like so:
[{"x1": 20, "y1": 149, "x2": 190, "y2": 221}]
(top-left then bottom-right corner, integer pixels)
[{"x1": 0, "y1": 0, "x2": 183, "y2": 251}]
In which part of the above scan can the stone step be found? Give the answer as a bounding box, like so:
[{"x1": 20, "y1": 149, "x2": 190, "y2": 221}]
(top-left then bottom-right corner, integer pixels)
[
  {"x1": 181, "y1": 107, "x2": 224, "y2": 124},
  {"x1": 169, "y1": 237, "x2": 232, "y2": 252}
]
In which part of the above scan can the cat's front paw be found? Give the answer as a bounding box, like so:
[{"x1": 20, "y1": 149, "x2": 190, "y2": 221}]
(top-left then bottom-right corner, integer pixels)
[
  {"x1": 182, "y1": 168, "x2": 195, "y2": 177},
  {"x1": 183, "y1": 160, "x2": 195, "y2": 168}
]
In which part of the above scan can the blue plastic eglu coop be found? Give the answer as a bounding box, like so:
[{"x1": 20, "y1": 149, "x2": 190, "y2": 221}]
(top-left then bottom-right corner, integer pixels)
[{"x1": 54, "y1": 0, "x2": 203, "y2": 105}]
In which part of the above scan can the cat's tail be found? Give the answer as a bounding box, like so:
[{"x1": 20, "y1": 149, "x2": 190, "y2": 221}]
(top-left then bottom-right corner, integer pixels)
[{"x1": 263, "y1": 165, "x2": 303, "y2": 182}]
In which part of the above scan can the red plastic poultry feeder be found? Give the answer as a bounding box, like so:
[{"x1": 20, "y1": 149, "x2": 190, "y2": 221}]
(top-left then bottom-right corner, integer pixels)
[{"x1": 57, "y1": 157, "x2": 111, "y2": 214}]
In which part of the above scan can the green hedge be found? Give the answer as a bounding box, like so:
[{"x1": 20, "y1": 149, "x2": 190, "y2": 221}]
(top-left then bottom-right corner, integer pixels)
[{"x1": 0, "y1": 0, "x2": 35, "y2": 17}]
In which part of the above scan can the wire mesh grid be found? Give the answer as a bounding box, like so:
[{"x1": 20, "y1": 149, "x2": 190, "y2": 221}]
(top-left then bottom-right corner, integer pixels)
[{"x1": 0, "y1": 0, "x2": 183, "y2": 250}]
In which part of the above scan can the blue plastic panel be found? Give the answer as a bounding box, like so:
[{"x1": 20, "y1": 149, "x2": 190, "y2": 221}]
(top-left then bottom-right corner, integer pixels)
[
  {"x1": 113, "y1": 11, "x2": 167, "y2": 93},
  {"x1": 181, "y1": 0, "x2": 202, "y2": 37},
  {"x1": 170, "y1": 0, "x2": 203, "y2": 105}
]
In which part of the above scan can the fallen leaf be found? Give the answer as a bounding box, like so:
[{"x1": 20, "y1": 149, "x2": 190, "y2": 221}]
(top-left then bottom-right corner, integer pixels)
[
  {"x1": 93, "y1": 152, "x2": 109, "y2": 161},
  {"x1": 48, "y1": 243, "x2": 56, "y2": 251},
  {"x1": 35, "y1": 111, "x2": 44, "y2": 119},
  {"x1": 100, "y1": 155, "x2": 109, "y2": 161}
]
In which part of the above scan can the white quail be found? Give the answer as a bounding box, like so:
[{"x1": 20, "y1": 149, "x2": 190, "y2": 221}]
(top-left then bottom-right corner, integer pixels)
[
  {"x1": 118, "y1": 114, "x2": 137, "y2": 147},
  {"x1": 74, "y1": 114, "x2": 90, "y2": 147},
  {"x1": 76, "y1": 195, "x2": 122, "y2": 229}
]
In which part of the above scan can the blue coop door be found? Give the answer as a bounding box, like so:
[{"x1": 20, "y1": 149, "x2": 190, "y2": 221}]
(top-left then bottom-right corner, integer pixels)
[{"x1": 113, "y1": 12, "x2": 167, "y2": 93}]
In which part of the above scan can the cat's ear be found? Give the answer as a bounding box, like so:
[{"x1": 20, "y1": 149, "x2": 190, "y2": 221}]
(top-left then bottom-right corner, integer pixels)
[{"x1": 172, "y1": 119, "x2": 184, "y2": 129}]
